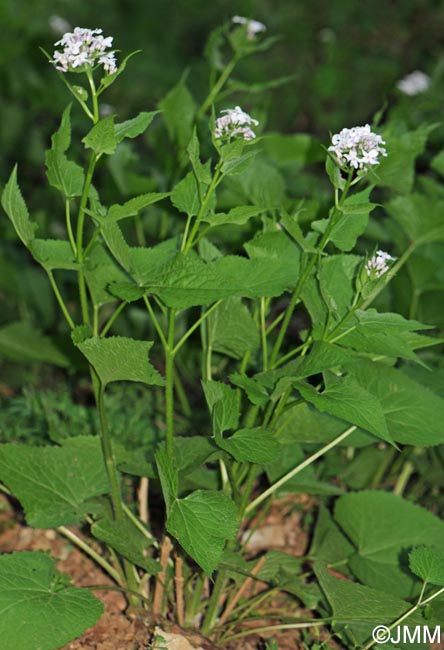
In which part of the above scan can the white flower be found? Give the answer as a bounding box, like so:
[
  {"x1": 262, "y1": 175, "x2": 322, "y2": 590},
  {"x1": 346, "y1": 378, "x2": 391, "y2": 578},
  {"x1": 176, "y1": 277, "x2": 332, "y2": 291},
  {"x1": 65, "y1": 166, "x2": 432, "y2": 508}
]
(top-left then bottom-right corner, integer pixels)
[
  {"x1": 214, "y1": 106, "x2": 259, "y2": 141},
  {"x1": 365, "y1": 250, "x2": 395, "y2": 279},
  {"x1": 49, "y1": 16, "x2": 71, "y2": 36},
  {"x1": 51, "y1": 27, "x2": 117, "y2": 74},
  {"x1": 396, "y1": 70, "x2": 430, "y2": 96},
  {"x1": 232, "y1": 15, "x2": 266, "y2": 40},
  {"x1": 328, "y1": 124, "x2": 387, "y2": 171}
]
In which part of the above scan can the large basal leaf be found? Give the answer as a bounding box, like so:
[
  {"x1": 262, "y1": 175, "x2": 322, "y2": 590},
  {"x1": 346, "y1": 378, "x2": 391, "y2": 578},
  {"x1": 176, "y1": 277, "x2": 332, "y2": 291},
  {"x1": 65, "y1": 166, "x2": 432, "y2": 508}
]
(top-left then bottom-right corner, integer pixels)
[
  {"x1": 315, "y1": 562, "x2": 428, "y2": 649},
  {"x1": 2, "y1": 165, "x2": 37, "y2": 247},
  {"x1": 297, "y1": 376, "x2": 392, "y2": 443},
  {"x1": 0, "y1": 438, "x2": 109, "y2": 527},
  {"x1": 334, "y1": 491, "x2": 444, "y2": 598},
  {"x1": 350, "y1": 359, "x2": 444, "y2": 446},
  {"x1": 167, "y1": 490, "x2": 238, "y2": 574},
  {"x1": 0, "y1": 551, "x2": 103, "y2": 650},
  {"x1": 74, "y1": 336, "x2": 164, "y2": 387},
  {"x1": 0, "y1": 321, "x2": 70, "y2": 367}
]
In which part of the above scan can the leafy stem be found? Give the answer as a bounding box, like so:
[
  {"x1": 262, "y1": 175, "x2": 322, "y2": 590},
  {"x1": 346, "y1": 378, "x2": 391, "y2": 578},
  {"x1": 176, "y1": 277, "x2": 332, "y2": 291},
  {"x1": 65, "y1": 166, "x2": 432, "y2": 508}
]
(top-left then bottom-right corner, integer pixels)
[
  {"x1": 182, "y1": 163, "x2": 223, "y2": 253},
  {"x1": 245, "y1": 425, "x2": 357, "y2": 515},
  {"x1": 269, "y1": 171, "x2": 354, "y2": 367},
  {"x1": 76, "y1": 151, "x2": 98, "y2": 325},
  {"x1": 165, "y1": 308, "x2": 177, "y2": 457}
]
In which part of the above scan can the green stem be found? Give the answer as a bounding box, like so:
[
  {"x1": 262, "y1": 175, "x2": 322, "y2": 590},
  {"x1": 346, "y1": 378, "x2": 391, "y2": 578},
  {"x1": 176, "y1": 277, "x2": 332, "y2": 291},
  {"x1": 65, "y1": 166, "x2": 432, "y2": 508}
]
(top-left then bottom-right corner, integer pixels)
[
  {"x1": 97, "y1": 383, "x2": 140, "y2": 603},
  {"x1": 86, "y1": 69, "x2": 100, "y2": 123},
  {"x1": 165, "y1": 308, "x2": 176, "y2": 457},
  {"x1": 173, "y1": 366, "x2": 192, "y2": 417},
  {"x1": 223, "y1": 621, "x2": 326, "y2": 643},
  {"x1": 57, "y1": 526, "x2": 122, "y2": 584},
  {"x1": 245, "y1": 425, "x2": 357, "y2": 515},
  {"x1": 97, "y1": 385, "x2": 124, "y2": 520},
  {"x1": 393, "y1": 460, "x2": 414, "y2": 496},
  {"x1": 360, "y1": 243, "x2": 416, "y2": 311},
  {"x1": 100, "y1": 301, "x2": 127, "y2": 337},
  {"x1": 260, "y1": 297, "x2": 268, "y2": 371},
  {"x1": 201, "y1": 568, "x2": 227, "y2": 636},
  {"x1": 173, "y1": 300, "x2": 222, "y2": 354},
  {"x1": 183, "y1": 165, "x2": 223, "y2": 253},
  {"x1": 76, "y1": 152, "x2": 97, "y2": 325},
  {"x1": 198, "y1": 55, "x2": 239, "y2": 117},
  {"x1": 144, "y1": 296, "x2": 168, "y2": 349},
  {"x1": 46, "y1": 271, "x2": 75, "y2": 329},
  {"x1": 269, "y1": 173, "x2": 353, "y2": 367},
  {"x1": 65, "y1": 199, "x2": 77, "y2": 255}
]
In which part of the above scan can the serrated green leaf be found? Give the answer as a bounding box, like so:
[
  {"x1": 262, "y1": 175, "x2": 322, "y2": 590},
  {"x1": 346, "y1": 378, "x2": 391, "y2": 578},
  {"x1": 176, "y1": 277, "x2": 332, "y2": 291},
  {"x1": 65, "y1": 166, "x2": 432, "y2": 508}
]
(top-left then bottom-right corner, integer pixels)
[
  {"x1": 310, "y1": 507, "x2": 354, "y2": 564},
  {"x1": 297, "y1": 375, "x2": 392, "y2": 443},
  {"x1": 409, "y1": 547, "x2": 444, "y2": 586},
  {"x1": 230, "y1": 373, "x2": 269, "y2": 407},
  {"x1": 45, "y1": 105, "x2": 85, "y2": 199},
  {"x1": 319, "y1": 254, "x2": 361, "y2": 320},
  {"x1": 0, "y1": 438, "x2": 109, "y2": 527},
  {"x1": 167, "y1": 490, "x2": 238, "y2": 574},
  {"x1": 92, "y1": 514, "x2": 160, "y2": 574},
  {"x1": 203, "y1": 205, "x2": 265, "y2": 227},
  {"x1": 315, "y1": 561, "x2": 426, "y2": 648},
  {"x1": 107, "y1": 192, "x2": 170, "y2": 221},
  {"x1": 75, "y1": 336, "x2": 164, "y2": 387},
  {"x1": 170, "y1": 171, "x2": 201, "y2": 217},
  {"x1": 1, "y1": 165, "x2": 37, "y2": 247},
  {"x1": 187, "y1": 128, "x2": 211, "y2": 184},
  {"x1": 100, "y1": 221, "x2": 133, "y2": 271},
  {"x1": 114, "y1": 110, "x2": 158, "y2": 143},
  {"x1": 0, "y1": 321, "x2": 70, "y2": 367},
  {"x1": 159, "y1": 74, "x2": 196, "y2": 149},
  {"x1": 336, "y1": 309, "x2": 432, "y2": 362},
  {"x1": 202, "y1": 380, "x2": 240, "y2": 434},
  {"x1": 216, "y1": 427, "x2": 280, "y2": 464},
  {"x1": 370, "y1": 123, "x2": 436, "y2": 193},
  {"x1": 30, "y1": 239, "x2": 78, "y2": 271},
  {"x1": 387, "y1": 192, "x2": 444, "y2": 247},
  {"x1": 83, "y1": 116, "x2": 117, "y2": 155},
  {"x1": 335, "y1": 491, "x2": 444, "y2": 598},
  {"x1": 155, "y1": 444, "x2": 178, "y2": 515},
  {"x1": 84, "y1": 242, "x2": 129, "y2": 306},
  {"x1": 45, "y1": 150, "x2": 85, "y2": 198},
  {"x1": 350, "y1": 360, "x2": 444, "y2": 446},
  {"x1": 0, "y1": 551, "x2": 103, "y2": 650},
  {"x1": 208, "y1": 297, "x2": 259, "y2": 360}
]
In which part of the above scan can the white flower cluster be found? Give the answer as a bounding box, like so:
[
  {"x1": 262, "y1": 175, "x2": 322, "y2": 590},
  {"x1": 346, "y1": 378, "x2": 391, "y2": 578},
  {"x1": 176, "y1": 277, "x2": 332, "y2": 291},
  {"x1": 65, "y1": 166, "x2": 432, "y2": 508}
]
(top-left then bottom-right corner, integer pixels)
[
  {"x1": 396, "y1": 70, "x2": 430, "y2": 96},
  {"x1": 328, "y1": 124, "x2": 387, "y2": 171},
  {"x1": 232, "y1": 15, "x2": 266, "y2": 40},
  {"x1": 214, "y1": 106, "x2": 259, "y2": 141},
  {"x1": 52, "y1": 27, "x2": 117, "y2": 74},
  {"x1": 365, "y1": 250, "x2": 395, "y2": 279}
]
